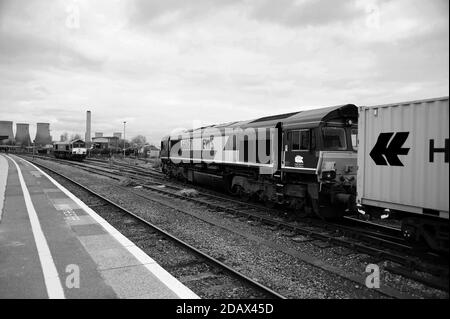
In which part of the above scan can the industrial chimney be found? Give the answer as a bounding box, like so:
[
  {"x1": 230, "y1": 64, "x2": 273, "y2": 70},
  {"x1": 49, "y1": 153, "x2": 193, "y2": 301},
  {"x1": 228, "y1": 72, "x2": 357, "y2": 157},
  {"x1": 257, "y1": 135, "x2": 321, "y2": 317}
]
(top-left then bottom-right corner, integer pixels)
[
  {"x1": 34, "y1": 123, "x2": 52, "y2": 146},
  {"x1": 15, "y1": 123, "x2": 31, "y2": 147},
  {"x1": 0, "y1": 121, "x2": 15, "y2": 145},
  {"x1": 85, "y1": 110, "x2": 91, "y2": 143}
]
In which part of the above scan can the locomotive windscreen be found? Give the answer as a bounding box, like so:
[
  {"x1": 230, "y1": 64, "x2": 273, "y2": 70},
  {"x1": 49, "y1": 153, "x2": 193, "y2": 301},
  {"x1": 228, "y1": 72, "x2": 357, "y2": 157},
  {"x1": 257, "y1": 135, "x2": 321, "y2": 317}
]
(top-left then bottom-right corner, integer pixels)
[{"x1": 322, "y1": 127, "x2": 347, "y2": 150}]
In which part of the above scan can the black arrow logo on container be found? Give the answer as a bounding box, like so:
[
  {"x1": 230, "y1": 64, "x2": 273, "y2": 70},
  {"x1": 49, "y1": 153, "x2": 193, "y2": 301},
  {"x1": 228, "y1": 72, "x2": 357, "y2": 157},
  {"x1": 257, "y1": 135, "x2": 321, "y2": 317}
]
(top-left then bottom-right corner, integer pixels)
[{"x1": 369, "y1": 132, "x2": 410, "y2": 166}]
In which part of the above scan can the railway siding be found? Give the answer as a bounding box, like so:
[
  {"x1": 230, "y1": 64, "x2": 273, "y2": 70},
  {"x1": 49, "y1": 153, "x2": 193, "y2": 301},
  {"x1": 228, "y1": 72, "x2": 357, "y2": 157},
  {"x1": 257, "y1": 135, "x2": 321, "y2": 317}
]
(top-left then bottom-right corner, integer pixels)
[{"x1": 24, "y1": 155, "x2": 449, "y2": 299}]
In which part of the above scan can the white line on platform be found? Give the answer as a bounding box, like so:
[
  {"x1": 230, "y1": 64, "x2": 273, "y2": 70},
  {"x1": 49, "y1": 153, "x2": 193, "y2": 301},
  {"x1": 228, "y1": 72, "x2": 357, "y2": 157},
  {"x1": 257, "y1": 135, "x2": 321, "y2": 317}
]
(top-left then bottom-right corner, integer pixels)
[
  {"x1": 5, "y1": 155, "x2": 65, "y2": 299},
  {"x1": 0, "y1": 155, "x2": 8, "y2": 222},
  {"x1": 19, "y1": 156, "x2": 199, "y2": 299}
]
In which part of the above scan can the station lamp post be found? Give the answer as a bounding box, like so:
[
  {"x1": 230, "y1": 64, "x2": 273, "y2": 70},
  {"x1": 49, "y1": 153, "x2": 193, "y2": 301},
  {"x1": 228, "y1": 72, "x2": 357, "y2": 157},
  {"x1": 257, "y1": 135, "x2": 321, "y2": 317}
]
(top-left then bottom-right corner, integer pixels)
[
  {"x1": 123, "y1": 121, "x2": 126, "y2": 157},
  {"x1": 32, "y1": 139, "x2": 36, "y2": 160}
]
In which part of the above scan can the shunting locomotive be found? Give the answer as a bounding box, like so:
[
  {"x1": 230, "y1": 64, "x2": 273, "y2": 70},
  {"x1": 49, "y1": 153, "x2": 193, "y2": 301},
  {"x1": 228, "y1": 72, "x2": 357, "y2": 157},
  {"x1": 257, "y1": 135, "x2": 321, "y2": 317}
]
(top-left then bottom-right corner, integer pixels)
[{"x1": 53, "y1": 138, "x2": 87, "y2": 161}]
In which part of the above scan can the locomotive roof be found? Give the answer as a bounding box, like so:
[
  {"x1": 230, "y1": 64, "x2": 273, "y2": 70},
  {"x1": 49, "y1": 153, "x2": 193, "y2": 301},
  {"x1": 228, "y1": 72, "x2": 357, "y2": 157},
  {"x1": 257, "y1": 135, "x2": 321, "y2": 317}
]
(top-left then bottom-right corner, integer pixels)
[
  {"x1": 280, "y1": 103, "x2": 357, "y2": 126},
  {"x1": 165, "y1": 104, "x2": 357, "y2": 139},
  {"x1": 54, "y1": 138, "x2": 85, "y2": 145},
  {"x1": 241, "y1": 103, "x2": 357, "y2": 128}
]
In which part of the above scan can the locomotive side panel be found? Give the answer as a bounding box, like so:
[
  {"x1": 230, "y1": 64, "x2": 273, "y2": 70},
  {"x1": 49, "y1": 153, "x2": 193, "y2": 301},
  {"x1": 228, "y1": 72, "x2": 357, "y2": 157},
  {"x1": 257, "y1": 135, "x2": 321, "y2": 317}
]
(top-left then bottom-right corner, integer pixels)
[{"x1": 168, "y1": 126, "x2": 278, "y2": 172}]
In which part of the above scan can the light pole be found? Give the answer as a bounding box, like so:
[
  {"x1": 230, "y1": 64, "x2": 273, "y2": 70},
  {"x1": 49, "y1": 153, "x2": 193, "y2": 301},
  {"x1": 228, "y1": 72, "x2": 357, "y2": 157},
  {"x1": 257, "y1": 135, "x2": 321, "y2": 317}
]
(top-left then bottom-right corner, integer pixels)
[{"x1": 123, "y1": 121, "x2": 126, "y2": 157}]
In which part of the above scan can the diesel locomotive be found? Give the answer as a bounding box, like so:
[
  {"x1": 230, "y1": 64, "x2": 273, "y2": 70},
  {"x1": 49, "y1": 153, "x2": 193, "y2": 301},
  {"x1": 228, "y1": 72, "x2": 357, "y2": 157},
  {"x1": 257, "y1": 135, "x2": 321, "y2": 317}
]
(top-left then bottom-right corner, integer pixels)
[
  {"x1": 160, "y1": 104, "x2": 358, "y2": 219},
  {"x1": 53, "y1": 138, "x2": 87, "y2": 161}
]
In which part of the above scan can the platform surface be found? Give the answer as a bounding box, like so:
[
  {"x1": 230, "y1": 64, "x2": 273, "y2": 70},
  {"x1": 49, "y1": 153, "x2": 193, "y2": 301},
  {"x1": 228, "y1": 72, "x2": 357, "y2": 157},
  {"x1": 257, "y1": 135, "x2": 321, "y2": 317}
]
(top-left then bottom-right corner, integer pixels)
[{"x1": 0, "y1": 154, "x2": 198, "y2": 299}]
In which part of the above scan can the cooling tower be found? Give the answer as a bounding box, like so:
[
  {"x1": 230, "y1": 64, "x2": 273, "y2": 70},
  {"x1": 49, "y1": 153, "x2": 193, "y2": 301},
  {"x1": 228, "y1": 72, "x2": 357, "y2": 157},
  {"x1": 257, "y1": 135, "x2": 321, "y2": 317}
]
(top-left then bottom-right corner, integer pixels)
[
  {"x1": 15, "y1": 123, "x2": 31, "y2": 146},
  {"x1": 34, "y1": 123, "x2": 52, "y2": 146},
  {"x1": 85, "y1": 110, "x2": 91, "y2": 143},
  {"x1": 0, "y1": 121, "x2": 15, "y2": 145}
]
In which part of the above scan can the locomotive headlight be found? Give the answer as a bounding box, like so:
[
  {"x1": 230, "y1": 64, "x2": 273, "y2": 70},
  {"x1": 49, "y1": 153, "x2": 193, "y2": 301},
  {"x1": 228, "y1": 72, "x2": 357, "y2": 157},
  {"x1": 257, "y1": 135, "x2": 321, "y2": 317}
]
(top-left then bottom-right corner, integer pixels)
[{"x1": 321, "y1": 170, "x2": 336, "y2": 180}]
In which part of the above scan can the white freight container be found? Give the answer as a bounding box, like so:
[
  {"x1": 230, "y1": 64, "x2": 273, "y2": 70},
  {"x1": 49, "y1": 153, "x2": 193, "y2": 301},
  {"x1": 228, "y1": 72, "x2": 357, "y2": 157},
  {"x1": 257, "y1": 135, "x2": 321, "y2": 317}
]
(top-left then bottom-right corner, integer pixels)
[{"x1": 357, "y1": 96, "x2": 449, "y2": 219}]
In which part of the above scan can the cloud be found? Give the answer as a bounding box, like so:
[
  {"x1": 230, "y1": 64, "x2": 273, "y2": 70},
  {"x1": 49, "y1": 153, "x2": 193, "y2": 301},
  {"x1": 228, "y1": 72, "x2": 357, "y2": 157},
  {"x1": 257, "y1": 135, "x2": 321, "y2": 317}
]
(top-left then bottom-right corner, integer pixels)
[
  {"x1": 128, "y1": 0, "x2": 241, "y2": 29},
  {"x1": 249, "y1": 0, "x2": 365, "y2": 27},
  {"x1": 0, "y1": 0, "x2": 448, "y2": 145}
]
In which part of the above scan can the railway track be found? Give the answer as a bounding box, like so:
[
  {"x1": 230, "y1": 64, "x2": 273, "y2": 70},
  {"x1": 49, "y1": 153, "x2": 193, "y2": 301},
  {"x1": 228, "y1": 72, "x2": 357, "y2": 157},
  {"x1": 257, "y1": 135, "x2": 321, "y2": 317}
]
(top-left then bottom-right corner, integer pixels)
[
  {"x1": 21, "y1": 154, "x2": 449, "y2": 292},
  {"x1": 25, "y1": 157, "x2": 286, "y2": 299},
  {"x1": 128, "y1": 181, "x2": 448, "y2": 277},
  {"x1": 28, "y1": 157, "x2": 432, "y2": 253},
  {"x1": 84, "y1": 157, "x2": 164, "y2": 177},
  {"x1": 101, "y1": 158, "x2": 412, "y2": 245}
]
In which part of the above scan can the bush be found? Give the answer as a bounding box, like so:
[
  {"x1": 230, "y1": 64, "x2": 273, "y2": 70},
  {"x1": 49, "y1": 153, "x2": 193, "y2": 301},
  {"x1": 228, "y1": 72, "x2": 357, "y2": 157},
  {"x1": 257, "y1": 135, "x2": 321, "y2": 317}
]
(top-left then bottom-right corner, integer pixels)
[
  {"x1": 151, "y1": 158, "x2": 161, "y2": 169},
  {"x1": 119, "y1": 178, "x2": 138, "y2": 187}
]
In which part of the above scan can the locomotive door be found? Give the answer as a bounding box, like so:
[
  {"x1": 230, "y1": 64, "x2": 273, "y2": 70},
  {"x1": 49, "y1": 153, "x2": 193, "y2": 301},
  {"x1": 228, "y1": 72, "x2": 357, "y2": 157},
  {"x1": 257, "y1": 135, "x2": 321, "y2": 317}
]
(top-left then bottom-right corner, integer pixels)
[{"x1": 283, "y1": 129, "x2": 318, "y2": 171}]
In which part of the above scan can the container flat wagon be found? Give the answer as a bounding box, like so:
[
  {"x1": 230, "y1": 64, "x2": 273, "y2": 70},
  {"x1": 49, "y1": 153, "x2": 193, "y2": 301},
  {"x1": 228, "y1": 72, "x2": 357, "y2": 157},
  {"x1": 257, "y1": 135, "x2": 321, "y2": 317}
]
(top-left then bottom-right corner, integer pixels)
[{"x1": 357, "y1": 96, "x2": 449, "y2": 251}]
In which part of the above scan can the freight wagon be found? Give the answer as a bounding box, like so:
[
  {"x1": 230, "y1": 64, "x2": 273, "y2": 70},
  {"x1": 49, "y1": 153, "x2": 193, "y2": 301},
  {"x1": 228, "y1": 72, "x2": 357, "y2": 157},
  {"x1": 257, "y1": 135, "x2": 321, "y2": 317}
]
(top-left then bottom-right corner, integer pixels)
[{"x1": 357, "y1": 97, "x2": 449, "y2": 251}]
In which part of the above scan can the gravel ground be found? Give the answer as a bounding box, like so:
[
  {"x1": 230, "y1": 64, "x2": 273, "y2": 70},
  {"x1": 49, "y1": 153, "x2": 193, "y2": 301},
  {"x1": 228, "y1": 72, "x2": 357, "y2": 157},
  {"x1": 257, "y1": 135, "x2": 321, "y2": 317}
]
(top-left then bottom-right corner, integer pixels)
[
  {"x1": 49, "y1": 172, "x2": 270, "y2": 299},
  {"x1": 32, "y1": 157, "x2": 449, "y2": 299}
]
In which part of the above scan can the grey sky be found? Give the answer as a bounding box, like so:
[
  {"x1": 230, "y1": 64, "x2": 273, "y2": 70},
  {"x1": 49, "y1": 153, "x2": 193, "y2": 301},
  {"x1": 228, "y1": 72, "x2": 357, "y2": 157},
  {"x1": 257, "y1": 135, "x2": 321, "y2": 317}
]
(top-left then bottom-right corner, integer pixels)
[{"x1": 0, "y1": 0, "x2": 448, "y2": 145}]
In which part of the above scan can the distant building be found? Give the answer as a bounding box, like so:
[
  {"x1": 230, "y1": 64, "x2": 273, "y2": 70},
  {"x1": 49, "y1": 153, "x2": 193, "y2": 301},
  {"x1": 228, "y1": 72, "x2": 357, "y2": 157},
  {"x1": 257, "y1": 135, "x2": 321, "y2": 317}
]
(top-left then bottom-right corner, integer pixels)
[
  {"x1": 113, "y1": 132, "x2": 122, "y2": 139},
  {"x1": 0, "y1": 121, "x2": 15, "y2": 145},
  {"x1": 91, "y1": 136, "x2": 120, "y2": 150},
  {"x1": 15, "y1": 123, "x2": 31, "y2": 146},
  {"x1": 95, "y1": 132, "x2": 103, "y2": 137},
  {"x1": 35, "y1": 123, "x2": 52, "y2": 146}
]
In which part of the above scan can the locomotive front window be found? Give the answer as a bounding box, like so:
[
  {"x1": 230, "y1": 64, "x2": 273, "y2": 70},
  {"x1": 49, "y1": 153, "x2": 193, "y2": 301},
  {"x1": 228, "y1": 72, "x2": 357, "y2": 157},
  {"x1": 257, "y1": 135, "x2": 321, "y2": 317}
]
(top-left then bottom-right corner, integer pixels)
[{"x1": 322, "y1": 127, "x2": 347, "y2": 150}]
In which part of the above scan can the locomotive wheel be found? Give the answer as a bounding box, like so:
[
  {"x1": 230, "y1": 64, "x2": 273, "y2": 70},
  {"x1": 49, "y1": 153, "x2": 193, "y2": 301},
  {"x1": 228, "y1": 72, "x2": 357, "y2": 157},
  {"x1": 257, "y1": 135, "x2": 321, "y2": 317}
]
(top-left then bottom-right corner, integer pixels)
[
  {"x1": 263, "y1": 196, "x2": 276, "y2": 209},
  {"x1": 310, "y1": 198, "x2": 341, "y2": 220},
  {"x1": 401, "y1": 224, "x2": 418, "y2": 243},
  {"x1": 235, "y1": 185, "x2": 251, "y2": 202},
  {"x1": 291, "y1": 198, "x2": 307, "y2": 218},
  {"x1": 177, "y1": 172, "x2": 186, "y2": 183},
  {"x1": 230, "y1": 185, "x2": 240, "y2": 196},
  {"x1": 240, "y1": 192, "x2": 251, "y2": 202}
]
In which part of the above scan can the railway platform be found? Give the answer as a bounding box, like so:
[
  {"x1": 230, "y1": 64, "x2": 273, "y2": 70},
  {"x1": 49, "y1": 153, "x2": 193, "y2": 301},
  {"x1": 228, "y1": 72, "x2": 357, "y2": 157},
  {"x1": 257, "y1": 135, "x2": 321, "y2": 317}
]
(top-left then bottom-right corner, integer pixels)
[{"x1": 0, "y1": 154, "x2": 198, "y2": 299}]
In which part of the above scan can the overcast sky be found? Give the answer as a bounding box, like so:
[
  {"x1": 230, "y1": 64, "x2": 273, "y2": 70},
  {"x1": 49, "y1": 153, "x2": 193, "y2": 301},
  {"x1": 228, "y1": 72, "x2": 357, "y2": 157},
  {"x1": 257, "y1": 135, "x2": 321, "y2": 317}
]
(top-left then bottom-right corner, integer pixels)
[{"x1": 0, "y1": 0, "x2": 448, "y2": 145}]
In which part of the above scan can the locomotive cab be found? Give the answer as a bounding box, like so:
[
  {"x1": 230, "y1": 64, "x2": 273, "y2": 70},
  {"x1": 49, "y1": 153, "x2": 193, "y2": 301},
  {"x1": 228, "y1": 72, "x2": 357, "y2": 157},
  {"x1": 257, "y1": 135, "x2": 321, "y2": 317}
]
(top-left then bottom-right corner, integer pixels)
[{"x1": 280, "y1": 104, "x2": 358, "y2": 218}]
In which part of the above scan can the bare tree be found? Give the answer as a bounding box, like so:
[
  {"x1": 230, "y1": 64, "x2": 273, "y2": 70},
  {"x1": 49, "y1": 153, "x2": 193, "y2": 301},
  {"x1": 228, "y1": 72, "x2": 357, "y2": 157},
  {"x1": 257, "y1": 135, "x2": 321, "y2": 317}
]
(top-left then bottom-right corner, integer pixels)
[
  {"x1": 130, "y1": 135, "x2": 147, "y2": 148},
  {"x1": 60, "y1": 132, "x2": 68, "y2": 142},
  {"x1": 69, "y1": 133, "x2": 82, "y2": 141}
]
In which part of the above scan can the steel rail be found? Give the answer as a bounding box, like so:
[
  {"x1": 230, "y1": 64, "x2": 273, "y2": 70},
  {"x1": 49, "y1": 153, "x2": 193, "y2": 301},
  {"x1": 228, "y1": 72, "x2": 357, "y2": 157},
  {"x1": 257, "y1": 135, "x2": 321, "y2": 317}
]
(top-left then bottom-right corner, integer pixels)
[{"x1": 21, "y1": 154, "x2": 448, "y2": 278}]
